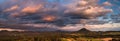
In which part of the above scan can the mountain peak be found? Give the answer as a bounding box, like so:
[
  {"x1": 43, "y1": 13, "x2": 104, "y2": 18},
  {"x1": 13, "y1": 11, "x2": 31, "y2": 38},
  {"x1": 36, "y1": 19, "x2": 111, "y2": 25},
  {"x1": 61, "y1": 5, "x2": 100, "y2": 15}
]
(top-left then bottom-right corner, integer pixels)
[{"x1": 77, "y1": 28, "x2": 90, "y2": 32}]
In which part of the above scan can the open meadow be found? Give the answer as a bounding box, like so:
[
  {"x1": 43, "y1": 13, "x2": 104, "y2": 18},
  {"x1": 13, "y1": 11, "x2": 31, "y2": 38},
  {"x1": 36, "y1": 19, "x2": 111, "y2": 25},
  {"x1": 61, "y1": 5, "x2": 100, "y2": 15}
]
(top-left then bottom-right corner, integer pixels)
[{"x1": 0, "y1": 31, "x2": 120, "y2": 41}]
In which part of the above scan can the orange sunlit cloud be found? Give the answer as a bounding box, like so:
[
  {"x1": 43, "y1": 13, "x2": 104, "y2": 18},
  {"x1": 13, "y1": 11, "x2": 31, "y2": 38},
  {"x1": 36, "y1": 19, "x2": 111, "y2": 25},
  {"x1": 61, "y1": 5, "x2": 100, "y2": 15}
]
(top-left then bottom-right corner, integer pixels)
[
  {"x1": 21, "y1": 4, "x2": 43, "y2": 13},
  {"x1": 4, "y1": 5, "x2": 19, "y2": 12},
  {"x1": 42, "y1": 15, "x2": 56, "y2": 22}
]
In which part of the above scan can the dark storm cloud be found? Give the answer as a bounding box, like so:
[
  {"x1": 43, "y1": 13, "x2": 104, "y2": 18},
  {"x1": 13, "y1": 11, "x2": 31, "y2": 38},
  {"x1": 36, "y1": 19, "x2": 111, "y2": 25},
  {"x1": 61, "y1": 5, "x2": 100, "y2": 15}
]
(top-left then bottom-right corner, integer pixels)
[{"x1": 0, "y1": 0, "x2": 113, "y2": 31}]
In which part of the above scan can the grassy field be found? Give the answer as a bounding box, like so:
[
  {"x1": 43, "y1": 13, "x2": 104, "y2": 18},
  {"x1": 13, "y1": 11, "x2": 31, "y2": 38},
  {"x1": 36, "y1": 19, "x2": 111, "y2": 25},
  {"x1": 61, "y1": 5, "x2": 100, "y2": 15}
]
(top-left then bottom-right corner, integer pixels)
[{"x1": 0, "y1": 31, "x2": 120, "y2": 41}]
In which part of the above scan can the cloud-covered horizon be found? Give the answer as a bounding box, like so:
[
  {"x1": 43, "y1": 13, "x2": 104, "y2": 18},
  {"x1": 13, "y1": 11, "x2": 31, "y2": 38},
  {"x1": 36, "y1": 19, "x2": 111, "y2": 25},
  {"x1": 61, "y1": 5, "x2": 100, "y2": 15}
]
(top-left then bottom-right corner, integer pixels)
[{"x1": 0, "y1": 0, "x2": 119, "y2": 31}]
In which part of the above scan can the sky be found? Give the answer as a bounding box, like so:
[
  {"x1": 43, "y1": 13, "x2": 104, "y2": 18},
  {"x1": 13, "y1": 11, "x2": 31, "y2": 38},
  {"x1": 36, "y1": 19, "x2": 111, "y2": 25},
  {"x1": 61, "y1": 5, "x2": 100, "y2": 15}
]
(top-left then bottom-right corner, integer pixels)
[{"x1": 0, "y1": 0, "x2": 120, "y2": 31}]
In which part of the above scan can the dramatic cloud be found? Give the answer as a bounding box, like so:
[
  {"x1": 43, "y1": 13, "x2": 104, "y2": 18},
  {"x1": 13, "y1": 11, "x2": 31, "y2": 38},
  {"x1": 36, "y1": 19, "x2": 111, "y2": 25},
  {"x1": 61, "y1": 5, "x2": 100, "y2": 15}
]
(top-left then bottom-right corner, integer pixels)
[
  {"x1": 0, "y1": 0, "x2": 115, "y2": 31},
  {"x1": 42, "y1": 15, "x2": 57, "y2": 22},
  {"x1": 21, "y1": 4, "x2": 43, "y2": 13},
  {"x1": 65, "y1": 0, "x2": 112, "y2": 19},
  {"x1": 86, "y1": 23, "x2": 120, "y2": 31},
  {"x1": 4, "y1": 5, "x2": 19, "y2": 12},
  {"x1": 103, "y1": 1, "x2": 112, "y2": 6}
]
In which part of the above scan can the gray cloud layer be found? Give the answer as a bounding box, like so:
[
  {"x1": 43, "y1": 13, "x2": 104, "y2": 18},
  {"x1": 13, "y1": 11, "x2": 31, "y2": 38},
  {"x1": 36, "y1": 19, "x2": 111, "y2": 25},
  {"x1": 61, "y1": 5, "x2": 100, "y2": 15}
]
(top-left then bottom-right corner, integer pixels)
[{"x1": 0, "y1": 0, "x2": 114, "y2": 31}]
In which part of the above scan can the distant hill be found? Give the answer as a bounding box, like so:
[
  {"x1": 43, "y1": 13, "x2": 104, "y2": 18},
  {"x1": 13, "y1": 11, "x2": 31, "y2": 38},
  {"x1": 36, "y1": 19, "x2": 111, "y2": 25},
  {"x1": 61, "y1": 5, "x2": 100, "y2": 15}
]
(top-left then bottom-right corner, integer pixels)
[{"x1": 77, "y1": 28, "x2": 90, "y2": 32}]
